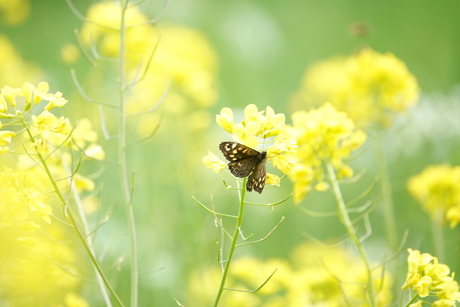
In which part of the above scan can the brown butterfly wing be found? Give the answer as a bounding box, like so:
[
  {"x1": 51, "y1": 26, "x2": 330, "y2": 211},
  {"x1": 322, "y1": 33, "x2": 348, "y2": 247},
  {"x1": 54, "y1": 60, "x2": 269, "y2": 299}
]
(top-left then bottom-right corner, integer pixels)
[
  {"x1": 246, "y1": 156, "x2": 267, "y2": 194},
  {"x1": 219, "y1": 142, "x2": 261, "y2": 162},
  {"x1": 228, "y1": 157, "x2": 260, "y2": 178},
  {"x1": 219, "y1": 142, "x2": 267, "y2": 193}
]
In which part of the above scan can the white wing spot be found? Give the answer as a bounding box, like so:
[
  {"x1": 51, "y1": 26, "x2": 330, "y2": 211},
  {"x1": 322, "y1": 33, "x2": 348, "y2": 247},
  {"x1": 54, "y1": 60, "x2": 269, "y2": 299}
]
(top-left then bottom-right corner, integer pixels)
[{"x1": 231, "y1": 143, "x2": 237, "y2": 149}]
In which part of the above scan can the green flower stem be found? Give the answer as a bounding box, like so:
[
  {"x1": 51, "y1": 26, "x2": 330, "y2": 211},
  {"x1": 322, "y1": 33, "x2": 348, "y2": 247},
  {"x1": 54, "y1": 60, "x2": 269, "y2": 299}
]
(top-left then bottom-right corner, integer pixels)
[
  {"x1": 19, "y1": 115, "x2": 125, "y2": 307},
  {"x1": 404, "y1": 293, "x2": 419, "y2": 307},
  {"x1": 118, "y1": 2, "x2": 139, "y2": 307},
  {"x1": 327, "y1": 162, "x2": 377, "y2": 307},
  {"x1": 213, "y1": 178, "x2": 248, "y2": 307},
  {"x1": 432, "y1": 211, "x2": 445, "y2": 262},
  {"x1": 67, "y1": 165, "x2": 113, "y2": 307},
  {"x1": 373, "y1": 130, "x2": 398, "y2": 251}
]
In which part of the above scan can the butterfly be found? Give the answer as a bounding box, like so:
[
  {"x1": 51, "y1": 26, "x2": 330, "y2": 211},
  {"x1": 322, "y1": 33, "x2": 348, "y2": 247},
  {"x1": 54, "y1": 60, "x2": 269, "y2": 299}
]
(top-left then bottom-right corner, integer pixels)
[{"x1": 219, "y1": 142, "x2": 267, "y2": 194}]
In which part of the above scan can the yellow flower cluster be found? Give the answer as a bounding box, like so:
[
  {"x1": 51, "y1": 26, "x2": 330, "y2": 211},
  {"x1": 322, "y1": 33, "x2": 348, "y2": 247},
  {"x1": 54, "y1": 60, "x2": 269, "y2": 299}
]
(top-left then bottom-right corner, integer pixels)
[
  {"x1": 403, "y1": 249, "x2": 460, "y2": 306},
  {"x1": 0, "y1": 224, "x2": 90, "y2": 307},
  {"x1": 0, "y1": 82, "x2": 102, "y2": 305},
  {"x1": 80, "y1": 2, "x2": 219, "y2": 134},
  {"x1": 290, "y1": 48, "x2": 419, "y2": 128},
  {"x1": 187, "y1": 242, "x2": 392, "y2": 306},
  {"x1": 407, "y1": 164, "x2": 460, "y2": 228},
  {"x1": 204, "y1": 104, "x2": 297, "y2": 185},
  {"x1": 1, "y1": 81, "x2": 105, "y2": 216},
  {"x1": 0, "y1": 166, "x2": 51, "y2": 244},
  {"x1": 290, "y1": 103, "x2": 366, "y2": 203},
  {"x1": 0, "y1": 82, "x2": 104, "y2": 160}
]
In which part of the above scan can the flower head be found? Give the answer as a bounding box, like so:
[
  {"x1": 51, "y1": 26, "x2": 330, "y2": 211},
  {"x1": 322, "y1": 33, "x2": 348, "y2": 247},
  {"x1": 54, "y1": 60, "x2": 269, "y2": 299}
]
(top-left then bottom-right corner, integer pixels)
[
  {"x1": 289, "y1": 103, "x2": 366, "y2": 203},
  {"x1": 0, "y1": 166, "x2": 52, "y2": 230},
  {"x1": 187, "y1": 242, "x2": 393, "y2": 306},
  {"x1": 43, "y1": 91, "x2": 68, "y2": 111},
  {"x1": 290, "y1": 48, "x2": 420, "y2": 128},
  {"x1": 0, "y1": 224, "x2": 89, "y2": 306},
  {"x1": 407, "y1": 164, "x2": 460, "y2": 228},
  {"x1": 80, "y1": 2, "x2": 219, "y2": 135},
  {"x1": 403, "y1": 249, "x2": 460, "y2": 306},
  {"x1": 0, "y1": 130, "x2": 15, "y2": 153}
]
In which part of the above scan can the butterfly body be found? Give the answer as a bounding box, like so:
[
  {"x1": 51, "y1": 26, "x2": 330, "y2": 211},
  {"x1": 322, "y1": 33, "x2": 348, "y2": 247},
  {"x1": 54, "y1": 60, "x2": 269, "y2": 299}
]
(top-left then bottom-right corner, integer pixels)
[{"x1": 219, "y1": 142, "x2": 267, "y2": 193}]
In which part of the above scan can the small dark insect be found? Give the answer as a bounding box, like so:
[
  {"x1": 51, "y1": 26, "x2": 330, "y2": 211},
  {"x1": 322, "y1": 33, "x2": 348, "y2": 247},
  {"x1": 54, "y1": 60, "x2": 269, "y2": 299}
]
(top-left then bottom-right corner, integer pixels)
[{"x1": 219, "y1": 142, "x2": 267, "y2": 194}]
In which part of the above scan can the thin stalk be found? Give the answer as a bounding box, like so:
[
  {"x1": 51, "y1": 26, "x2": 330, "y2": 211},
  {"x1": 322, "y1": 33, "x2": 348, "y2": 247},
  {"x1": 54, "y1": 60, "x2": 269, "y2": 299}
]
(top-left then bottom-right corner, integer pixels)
[
  {"x1": 404, "y1": 293, "x2": 419, "y2": 307},
  {"x1": 373, "y1": 129, "x2": 398, "y2": 251},
  {"x1": 213, "y1": 178, "x2": 248, "y2": 307},
  {"x1": 19, "y1": 115, "x2": 124, "y2": 307},
  {"x1": 327, "y1": 162, "x2": 377, "y2": 307},
  {"x1": 65, "y1": 164, "x2": 113, "y2": 307},
  {"x1": 117, "y1": 2, "x2": 139, "y2": 307},
  {"x1": 432, "y1": 211, "x2": 445, "y2": 262}
]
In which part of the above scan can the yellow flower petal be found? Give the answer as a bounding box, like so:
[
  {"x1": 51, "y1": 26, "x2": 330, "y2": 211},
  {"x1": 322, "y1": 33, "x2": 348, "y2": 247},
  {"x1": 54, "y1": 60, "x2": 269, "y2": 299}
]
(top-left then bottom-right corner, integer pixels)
[{"x1": 203, "y1": 150, "x2": 227, "y2": 173}]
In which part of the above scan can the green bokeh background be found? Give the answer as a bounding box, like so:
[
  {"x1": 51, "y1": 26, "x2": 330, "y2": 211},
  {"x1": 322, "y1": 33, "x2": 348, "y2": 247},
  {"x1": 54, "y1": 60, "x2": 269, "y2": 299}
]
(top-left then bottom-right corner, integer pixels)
[{"x1": 2, "y1": 0, "x2": 460, "y2": 306}]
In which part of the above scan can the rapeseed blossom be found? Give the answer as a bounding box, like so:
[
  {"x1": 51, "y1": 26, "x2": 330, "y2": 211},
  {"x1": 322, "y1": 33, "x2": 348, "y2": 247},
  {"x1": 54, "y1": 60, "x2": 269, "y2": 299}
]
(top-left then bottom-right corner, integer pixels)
[
  {"x1": 187, "y1": 242, "x2": 392, "y2": 306},
  {"x1": 0, "y1": 166, "x2": 52, "y2": 244},
  {"x1": 402, "y1": 249, "x2": 460, "y2": 306},
  {"x1": 80, "y1": 2, "x2": 219, "y2": 134},
  {"x1": 204, "y1": 104, "x2": 297, "y2": 187},
  {"x1": 407, "y1": 164, "x2": 460, "y2": 228},
  {"x1": 290, "y1": 103, "x2": 366, "y2": 203},
  {"x1": 0, "y1": 224, "x2": 90, "y2": 306},
  {"x1": 0, "y1": 82, "x2": 98, "y2": 306},
  {"x1": 1, "y1": 81, "x2": 104, "y2": 208},
  {"x1": 290, "y1": 48, "x2": 419, "y2": 128}
]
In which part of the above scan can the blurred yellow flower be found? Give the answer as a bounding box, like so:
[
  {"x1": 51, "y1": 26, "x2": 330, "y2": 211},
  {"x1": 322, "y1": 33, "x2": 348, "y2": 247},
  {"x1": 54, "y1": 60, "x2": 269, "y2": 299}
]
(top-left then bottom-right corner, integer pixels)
[
  {"x1": 1, "y1": 82, "x2": 105, "y2": 222},
  {"x1": 290, "y1": 48, "x2": 419, "y2": 128},
  {"x1": 0, "y1": 224, "x2": 89, "y2": 306},
  {"x1": 266, "y1": 173, "x2": 280, "y2": 186},
  {"x1": 403, "y1": 249, "x2": 460, "y2": 306},
  {"x1": 290, "y1": 103, "x2": 366, "y2": 203},
  {"x1": 0, "y1": 0, "x2": 31, "y2": 26},
  {"x1": 80, "y1": 2, "x2": 219, "y2": 133},
  {"x1": 61, "y1": 43, "x2": 80, "y2": 64},
  {"x1": 0, "y1": 130, "x2": 15, "y2": 153},
  {"x1": 64, "y1": 292, "x2": 90, "y2": 307},
  {"x1": 0, "y1": 167, "x2": 52, "y2": 231},
  {"x1": 74, "y1": 173, "x2": 95, "y2": 193},
  {"x1": 187, "y1": 242, "x2": 392, "y2": 306},
  {"x1": 407, "y1": 164, "x2": 460, "y2": 228}
]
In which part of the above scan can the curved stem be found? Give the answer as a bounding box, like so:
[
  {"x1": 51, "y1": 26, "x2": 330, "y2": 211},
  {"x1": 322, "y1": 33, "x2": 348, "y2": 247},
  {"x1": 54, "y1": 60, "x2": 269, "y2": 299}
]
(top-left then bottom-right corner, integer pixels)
[
  {"x1": 19, "y1": 115, "x2": 124, "y2": 307},
  {"x1": 327, "y1": 162, "x2": 377, "y2": 307},
  {"x1": 373, "y1": 130, "x2": 398, "y2": 251},
  {"x1": 213, "y1": 178, "x2": 247, "y2": 307},
  {"x1": 118, "y1": 2, "x2": 139, "y2": 307}
]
